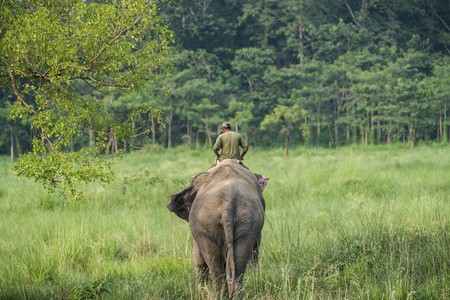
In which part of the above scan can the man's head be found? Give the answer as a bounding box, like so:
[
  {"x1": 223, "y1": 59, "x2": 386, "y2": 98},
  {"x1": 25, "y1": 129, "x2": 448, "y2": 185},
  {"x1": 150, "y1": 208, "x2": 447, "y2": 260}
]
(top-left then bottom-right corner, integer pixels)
[{"x1": 221, "y1": 121, "x2": 231, "y2": 131}]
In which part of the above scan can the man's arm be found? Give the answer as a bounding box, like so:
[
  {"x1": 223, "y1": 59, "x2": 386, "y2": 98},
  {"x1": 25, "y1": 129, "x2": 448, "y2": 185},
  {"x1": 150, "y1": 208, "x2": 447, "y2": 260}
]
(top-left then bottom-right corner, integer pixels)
[
  {"x1": 240, "y1": 145, "x2": 248, "y2": 160},
  {"x1": 213, "y1": 147, "x2": 220, "y2": 159},
  {"x1": 213, "y1": 135, "x2": 222, "y2": 159}
]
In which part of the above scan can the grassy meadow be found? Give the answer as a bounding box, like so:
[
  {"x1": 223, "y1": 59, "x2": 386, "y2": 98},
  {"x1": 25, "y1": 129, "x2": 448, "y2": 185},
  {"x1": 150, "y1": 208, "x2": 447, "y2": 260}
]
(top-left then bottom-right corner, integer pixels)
[{"x1": 0, "y1": 144, "x2": 449, "y2": 299}]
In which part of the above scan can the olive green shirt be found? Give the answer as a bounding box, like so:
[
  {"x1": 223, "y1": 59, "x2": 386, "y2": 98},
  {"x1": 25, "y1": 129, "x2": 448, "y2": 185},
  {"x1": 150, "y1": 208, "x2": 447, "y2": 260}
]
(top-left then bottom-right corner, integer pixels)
[{"x1": 214, "y1": 131, "x2": 247, "y2": 162}]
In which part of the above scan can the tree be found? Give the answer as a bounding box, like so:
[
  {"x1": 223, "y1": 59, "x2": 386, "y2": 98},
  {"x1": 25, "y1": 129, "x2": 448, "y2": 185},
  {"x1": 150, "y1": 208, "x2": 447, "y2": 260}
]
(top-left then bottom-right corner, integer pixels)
[
  {"x1": 0, "y1": 0, "x2": 173, "y2": 199},
  {"x1": 261, "y1": 103, "x2": 306, "y2": 157},
  {"x1": 429, "y1": 62, "x2": 450, "y2": 142},
  {"x1": 0, "y1": 98, "x2": 33, "y2": 161},
  {"x1": 172, "y1": 78, "x2": 223, "y2": 147},
  {"x1": 160, "y1": 49, "x2": 227, "y2": 147},
  {"x1": 291, "y1": 60, "x2": 330, "y2": 147},
  {"x1": 231, "y1": 47, "x2": 276, "y2": 145},
  {"x1": 227, "y1": 96, "x2": 254, "y2": 141}
]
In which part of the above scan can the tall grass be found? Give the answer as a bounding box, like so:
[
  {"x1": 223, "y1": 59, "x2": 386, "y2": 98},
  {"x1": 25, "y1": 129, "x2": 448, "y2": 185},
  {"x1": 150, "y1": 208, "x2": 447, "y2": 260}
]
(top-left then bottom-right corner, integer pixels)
[{"x1": 0, "y1": 144, "x2": 449, "y2": 299}]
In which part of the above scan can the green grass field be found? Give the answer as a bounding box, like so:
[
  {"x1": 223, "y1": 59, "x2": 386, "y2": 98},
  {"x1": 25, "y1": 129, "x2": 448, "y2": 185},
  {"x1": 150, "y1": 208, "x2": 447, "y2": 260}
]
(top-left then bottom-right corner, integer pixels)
[{"x1": 0, "y1": 144, "x2": 449, "y2": 299}]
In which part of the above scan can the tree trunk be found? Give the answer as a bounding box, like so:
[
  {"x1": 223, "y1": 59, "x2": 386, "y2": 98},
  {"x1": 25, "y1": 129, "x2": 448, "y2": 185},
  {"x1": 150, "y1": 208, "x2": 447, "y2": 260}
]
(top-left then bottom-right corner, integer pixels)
[
  {"x1": 113, "y1": 134, "x2": 118, "y2": 154},
  {"x1": 437, "y1": 120, "x2": 440, "y2": 141},
  {"x1": 361, "y1": 126, "x2": 365, "y2": 145},
  {"x1": 107, "y1": 127, "x2": 117, "y2": 154},
  {"x1": 447, "y1": 123, "x2": 450, "y2": 143},
  {"x1": 109, "y1": 128, "x2": 115, "y2": 154},
  {"x1": 285, "y1": 129, "x2": 289, "y2": 158},
  {"x1": 335, "y1": 122, "x2": 339, "y2": 147},
  {"x1": 206, "y1": 125, "x2": 212, "y2": 147},
  {"x1": 377, "y1": 109, "x2": 381, "y2": 140},
  {"x1": 204, "y1": 115, "x2": 212, "y2": 147},
  {"x1": 167, "y1": 111, "x2": 173, "y2": 148},
  {"x1": 317, "y1": 103, "x2": 321, "y2": 134},
  {"x1": 328, "y1": 125, "x2": 334, "y2": 145},
  {"x1": 346, "y1": 125, "x2": 350, "y2": 143},
  {"x1": 151, "y1": 114, "x2": 156, "y2": 145},
  {"x1": 187, "y1": 117, "x2": 191, "y2": 145},
  {"x1": 10, "y1": 129, "x2": 14, "y2": 162},
  {"x1": 409, "y1": 124, "x2": 415, "y2": 149},
  {"x1": 334, "y1": 98, "x2": 342, "y2": 147},
  {"x1": 196, "y1": 131, "x2": 199, "y2": 149},
  {"x1": 299, "y1": 22, "x2": 304, "y2": 64},
  {"x1": 106, "y1": 136, "x2": 111, "y2": 154},
  {"x1": 248, "y1": 79, "x2": 253, "y2": 93},
  {"x1": 90, "y1": 129, "x2": 95, "y2": 148},
  {"x1": 366, "y1": 111, "x2": 370, "y2": 145},
  {"x1": 445, "y1": 103, "x2": 448, "y2": 143},
  {"x1": 370, "y1": 97, "x2": 374, "y2": 140},
  {"x1": 387, "y1": 121, "x2": 392, "y2": 145}
]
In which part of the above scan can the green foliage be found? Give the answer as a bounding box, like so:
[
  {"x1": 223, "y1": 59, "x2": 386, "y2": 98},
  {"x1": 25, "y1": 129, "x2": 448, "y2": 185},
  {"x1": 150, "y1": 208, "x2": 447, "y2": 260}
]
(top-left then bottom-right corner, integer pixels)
[
  {"x1": 0, "y1": 0, "x2": 174, "y2": 199},
  {"x1": 13, "y1": 147, "x2": 118, "y2": 200},
  {"x1": 150, "y1": 0, "x2": 450, "y2": 151}
]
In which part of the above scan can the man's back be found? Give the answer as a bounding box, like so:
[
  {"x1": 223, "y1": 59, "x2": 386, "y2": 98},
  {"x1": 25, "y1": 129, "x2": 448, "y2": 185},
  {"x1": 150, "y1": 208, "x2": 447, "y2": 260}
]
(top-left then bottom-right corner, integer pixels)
[{"x1": 214, "y1": 131, "x2": 246, "y2": 162}]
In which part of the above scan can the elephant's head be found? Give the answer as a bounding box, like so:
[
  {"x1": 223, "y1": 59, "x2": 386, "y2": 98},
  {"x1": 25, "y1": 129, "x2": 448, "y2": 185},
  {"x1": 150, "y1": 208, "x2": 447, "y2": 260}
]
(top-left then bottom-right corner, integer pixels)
[
  {"x1": 167, "y1": 185, "x2": 196, "y2": 221},
  {"x1": 166, "y1": 172, "x2": 209, "y2": 221}
]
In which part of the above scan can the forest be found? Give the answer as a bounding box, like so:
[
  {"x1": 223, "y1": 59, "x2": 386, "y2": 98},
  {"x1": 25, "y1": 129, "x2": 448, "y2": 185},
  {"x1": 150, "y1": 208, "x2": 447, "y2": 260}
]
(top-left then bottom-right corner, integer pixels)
[{"x1": 1, "y1": 0, "x2": 450, "y2": 158}]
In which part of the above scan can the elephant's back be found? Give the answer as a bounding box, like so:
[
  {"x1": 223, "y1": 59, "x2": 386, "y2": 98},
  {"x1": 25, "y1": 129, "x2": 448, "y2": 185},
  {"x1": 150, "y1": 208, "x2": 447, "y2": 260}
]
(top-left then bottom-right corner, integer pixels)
[
  {"x1": 190, "y1": 179, "x2": 264, "y2": 238},
  {"x1": 208, "y1": 160, "x2": 261, "y2": 190},
  {"x1": 194, "y1": 178, "x2": 263, "y2": 212}
]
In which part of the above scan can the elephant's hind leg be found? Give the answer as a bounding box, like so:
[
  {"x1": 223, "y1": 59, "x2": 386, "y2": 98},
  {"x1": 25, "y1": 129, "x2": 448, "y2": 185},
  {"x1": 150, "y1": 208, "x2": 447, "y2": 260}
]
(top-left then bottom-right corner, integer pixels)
[
  {"x1": 250, "y1": 233, "x2": 261, "y2": 265},
  {"x1": 193, "y1": 240, "x2": 208, "y2": 282},
  {"x1": 231, "y1": 236, "x2": 256, "y2": 297},
  {"x1": 195, "y1": 236, "x2": 227, "y2": 298}
]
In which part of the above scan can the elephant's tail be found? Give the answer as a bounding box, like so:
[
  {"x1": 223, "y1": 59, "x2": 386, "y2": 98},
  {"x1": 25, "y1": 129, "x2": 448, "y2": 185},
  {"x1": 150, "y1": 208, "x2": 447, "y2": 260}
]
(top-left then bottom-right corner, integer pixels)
[{"x1": 223, "y1": 211, "x2": 236, "y2": 296}]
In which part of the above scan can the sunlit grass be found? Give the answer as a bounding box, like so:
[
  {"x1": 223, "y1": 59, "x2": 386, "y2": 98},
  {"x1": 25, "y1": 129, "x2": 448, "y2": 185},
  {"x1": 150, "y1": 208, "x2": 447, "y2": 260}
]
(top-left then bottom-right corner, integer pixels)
[{"x1": 0, "y1": 144, "x2": 449, "y2": 299}]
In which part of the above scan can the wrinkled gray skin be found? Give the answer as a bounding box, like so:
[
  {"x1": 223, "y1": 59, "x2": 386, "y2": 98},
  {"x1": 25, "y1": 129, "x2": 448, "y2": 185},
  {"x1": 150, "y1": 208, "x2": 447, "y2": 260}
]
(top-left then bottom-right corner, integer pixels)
[{"x1": 167, "y1": 160, "x2": 266, "y2": 298}]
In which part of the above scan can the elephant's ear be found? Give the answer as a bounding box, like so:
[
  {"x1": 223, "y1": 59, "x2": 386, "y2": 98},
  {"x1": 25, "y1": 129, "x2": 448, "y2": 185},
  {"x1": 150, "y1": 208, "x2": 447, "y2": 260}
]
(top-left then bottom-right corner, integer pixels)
[
  {"x1": 167, "y1": 185, "x2": 196, "y2": 221},
  {"x1": 254, "y1": 173, "x2": 269, "y2": 192}
]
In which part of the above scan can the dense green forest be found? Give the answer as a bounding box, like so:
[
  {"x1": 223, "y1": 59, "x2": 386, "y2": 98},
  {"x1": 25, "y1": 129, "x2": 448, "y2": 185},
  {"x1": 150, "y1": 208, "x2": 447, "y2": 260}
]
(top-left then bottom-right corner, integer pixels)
[{"x1": 2, "y1": 0, "x2": 450, "y2": 158}]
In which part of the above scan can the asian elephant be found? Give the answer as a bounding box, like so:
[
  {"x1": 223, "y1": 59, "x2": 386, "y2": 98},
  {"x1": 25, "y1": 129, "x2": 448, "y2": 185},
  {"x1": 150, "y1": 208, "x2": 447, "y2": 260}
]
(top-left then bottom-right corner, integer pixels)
[{"x1": 167, "y1": 159, "x2": 267, "y2": 298}]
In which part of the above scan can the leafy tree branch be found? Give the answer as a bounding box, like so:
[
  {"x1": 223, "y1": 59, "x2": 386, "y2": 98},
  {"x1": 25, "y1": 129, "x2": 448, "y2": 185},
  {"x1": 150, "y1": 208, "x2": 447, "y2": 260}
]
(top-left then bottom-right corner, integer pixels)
[{"x1": 0, "y1": 0, "x2": 174, "y2": 199}]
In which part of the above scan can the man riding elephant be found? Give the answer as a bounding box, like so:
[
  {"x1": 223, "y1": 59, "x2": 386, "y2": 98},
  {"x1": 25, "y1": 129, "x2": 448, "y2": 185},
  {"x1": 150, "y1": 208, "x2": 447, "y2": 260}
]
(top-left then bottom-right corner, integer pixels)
[{"x1": 213, "y1": 121, "x2": 248, "y2": 168}]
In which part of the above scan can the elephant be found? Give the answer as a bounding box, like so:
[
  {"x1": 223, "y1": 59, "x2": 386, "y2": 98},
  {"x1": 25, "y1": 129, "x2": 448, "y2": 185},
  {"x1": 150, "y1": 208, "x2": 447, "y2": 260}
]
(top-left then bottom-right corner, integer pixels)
[{"x1": 167, "y1": 159, "x2": 268, "y2": 298}]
